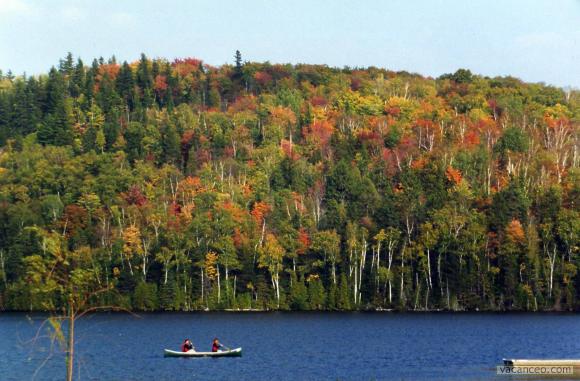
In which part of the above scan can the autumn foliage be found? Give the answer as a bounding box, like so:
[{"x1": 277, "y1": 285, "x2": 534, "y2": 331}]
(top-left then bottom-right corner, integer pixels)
[
  {"x1": 445, "y1": 166, "x2": 463, "y2": 185},
  {"x1": 0, "y1": 54, "x2": 578, "y2": 313}
]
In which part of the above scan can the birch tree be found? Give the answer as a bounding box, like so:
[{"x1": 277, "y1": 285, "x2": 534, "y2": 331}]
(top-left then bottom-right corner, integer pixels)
[{"x1": 257, "y1": 233, "x2": 285, "y2": 307}]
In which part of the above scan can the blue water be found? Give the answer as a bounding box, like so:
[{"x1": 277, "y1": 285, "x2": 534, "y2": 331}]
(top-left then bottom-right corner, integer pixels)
[{"x1": 0, "y1": 312, "x2": 579, "y2": 380}]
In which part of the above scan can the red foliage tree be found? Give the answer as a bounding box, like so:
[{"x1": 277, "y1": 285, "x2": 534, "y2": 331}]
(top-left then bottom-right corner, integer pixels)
[
  {"x1": 254, "y1": 71, "x2": 273, "y2": 87},
  {"x1": 123, "y1": 186, "x2": 147, "y2": 207},
  {"x1": 172, "y1": 58, "x2": 203, "y2": 77},
  {"x1": 297, "y1": 228, "x2": 310, "y2": 255},
  {"x1": 251, "y1": 201, "x2": 271, "y2": 225},
  {"x1": 303, "y1": 120, "x2": 334, "y2": 151},
  {"x1": 310, "y1": 96, "x2": 328, "y2": 107},
  {"x1": 59, "y1": 205, "x2": 88, "y2": 238},
  {"x1": 446, "y1": 166, "x2": 463, "y2": 185},
  {"x1": 154, "y1": 75, "x2": 168, "y2": 93}
]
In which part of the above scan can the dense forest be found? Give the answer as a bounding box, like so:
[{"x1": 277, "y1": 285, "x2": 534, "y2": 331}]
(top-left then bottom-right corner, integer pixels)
[{"x1": 0, "y1": 52, "x2": 578, "y2": 312}]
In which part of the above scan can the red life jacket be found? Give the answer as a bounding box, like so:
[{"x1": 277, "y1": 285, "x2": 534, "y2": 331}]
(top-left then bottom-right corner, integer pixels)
[
  {"x1": 182, "y1": 343, "x2": 191, "y2": 352},
  {"x1": 212, "y1": 343, "x2": 219, "y2": 352}
]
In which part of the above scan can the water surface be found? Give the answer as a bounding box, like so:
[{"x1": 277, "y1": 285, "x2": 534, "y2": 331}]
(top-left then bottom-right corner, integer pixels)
[{"x1": 0, "y1": 312, "x2": 579, "y2": 380}]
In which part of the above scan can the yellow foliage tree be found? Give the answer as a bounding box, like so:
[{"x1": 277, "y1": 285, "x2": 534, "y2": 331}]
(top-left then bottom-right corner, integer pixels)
[
  {"x1": 122, "y1": 225, "x2": 143, "y2": 275},
  {"x1": 205, "y1": 251, "x2": 219, "y2": 281},
  {"x1": 258, "y1": 233, "x2": 285, "y2": 306}
]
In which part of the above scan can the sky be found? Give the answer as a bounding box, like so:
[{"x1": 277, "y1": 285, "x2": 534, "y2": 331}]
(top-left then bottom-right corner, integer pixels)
[{"x1": 1, "y1": 0, "x2": 579, "y2": 88}]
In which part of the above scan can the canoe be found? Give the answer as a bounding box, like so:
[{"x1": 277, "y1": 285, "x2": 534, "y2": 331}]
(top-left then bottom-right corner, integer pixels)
[
  {"x1": 504, "y1": 359, "x2": 580, "y2": 367},
  {"x1": 164, "y1": 348, "x2": 242, "y2": 357}
]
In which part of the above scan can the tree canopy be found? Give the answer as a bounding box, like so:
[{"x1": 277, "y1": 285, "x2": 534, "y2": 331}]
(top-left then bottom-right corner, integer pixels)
[{"x1": 0, "y1": 54, "x2": 578, "y2": 311}]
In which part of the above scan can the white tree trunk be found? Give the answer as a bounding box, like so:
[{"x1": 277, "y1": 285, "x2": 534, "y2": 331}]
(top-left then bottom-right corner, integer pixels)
[
  {"x1": 0, "y1": 250, "x2": 6, "y2": 288},
  {"x1": 400, "y1": 245, "x2": 406, "y2": 303},
  {"x1": 233, "y1": 275, "x2": 237, "y2": 300},
  {"x1": 438, "y1": 253, "x2": 443, "y2": 297},
  {"x1": 201, "y1": 268, "x2": 204, "y2": 304},
  {"x1": 358, "y1": 240, "x2": 367, "y2": 304},
  {"x1": 274, "y1": 271, "x2": 280, "y2": 308},
  {"x1": 427, "y1": 248, "x2": 432, "y2": 289},
  {"x1": 142, "y1": 255, "x2": 147, "y2": 281},
  {"x1": 387, "y1": 248, "x2": 394, "y2": 304},
  {"x1": 353, "y1": 264, "x2": 358, "y2": 304},
  {"x1": 548, "y1": 247, "x2": 556, "y2": 298},
  {"x1": 164, "y1": 261, "x2": 169, "y2": 285},
  {"x1": 376, "y1": 242, "x2": 381, "y2": 294},
  {"x1": 217, "y1": 264, "x2": 221, "y2": 302}
]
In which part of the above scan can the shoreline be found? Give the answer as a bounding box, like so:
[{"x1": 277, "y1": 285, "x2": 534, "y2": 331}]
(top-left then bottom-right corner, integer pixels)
[{"x1": 2, "y1": 308, "x2": 579, "y2": 314}]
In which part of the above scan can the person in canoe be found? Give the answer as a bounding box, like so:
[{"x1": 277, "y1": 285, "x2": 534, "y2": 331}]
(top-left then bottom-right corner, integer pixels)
[
  {"x1": 211, "y1": 338, "x2": 224, "y2": 352},
  {"x1": 182, "y1": 339, "x2": 194, "y2": 352}
]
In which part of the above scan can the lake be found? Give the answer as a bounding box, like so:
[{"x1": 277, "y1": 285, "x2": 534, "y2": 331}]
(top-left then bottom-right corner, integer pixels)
[{"x1": 0, "y1": 312, "x2": 579, "y2": 380}]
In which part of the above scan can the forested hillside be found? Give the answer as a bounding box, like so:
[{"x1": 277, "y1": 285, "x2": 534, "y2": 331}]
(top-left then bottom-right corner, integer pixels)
[{"x1": 0, "y1": 53, "x2": 578, "y2": 311}]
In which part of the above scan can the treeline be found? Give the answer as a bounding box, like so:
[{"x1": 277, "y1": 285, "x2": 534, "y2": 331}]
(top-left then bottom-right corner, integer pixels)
[{"x1": 0, "y1": 53, "x2": 578, "y2": 312}]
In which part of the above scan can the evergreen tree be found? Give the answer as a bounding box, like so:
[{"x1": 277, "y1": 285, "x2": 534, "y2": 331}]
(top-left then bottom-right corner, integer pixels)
[
  {"x1": 338, "y1": 273, "x2": 352, "y2": 310},
  {"x1": 289, "y1": 273, "x2": 308, "y2": 310},
  {"x1": 234, "y1": 50, "x2": 243, "y2": 79},
  {"x1": 159, "y1": 279, "x2": 177, "y2": 310},
  {"x1": 8, "y1": 79, "x2": 40, "y2": 137},
  {"x1": 137, "y1": 53, "x2": 154, "y2": 108},
  {"x1": 308, "y1": 277, "x2": 326, "y2": 310},
  {"x1": 70, "y1": 58, "x2": 85, "y2": 98},
  {"x1": 116, "y1": 61, "x2": 135, "y2": 110},
  {"x1": 133, "y1": 282, "x2": 159, "y2": 311},
  {"x1": 59, "y1": 52, "x2": 74, "y2": 76},
  {"x1": 0, "y1": 94, "x2": 8, "y2": 144},
  {"x1": 43, "y1": 67, "x2": 66, "y2": 114},
  {"x1": 84, "y1": 59, "x2": 99, "y2": 105},
  {"x1": 37, "y1": 69, "x2": 73, "y2": 146},
  {"x1": 98, "y1": 75, "x2": 121, "y2": 114},
  {"x1": 160, "y1": 122, "x2": 180, "y2": 165},
  {"x1": 327, "y1": 281, "x2": 338, "y2": 310}
]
